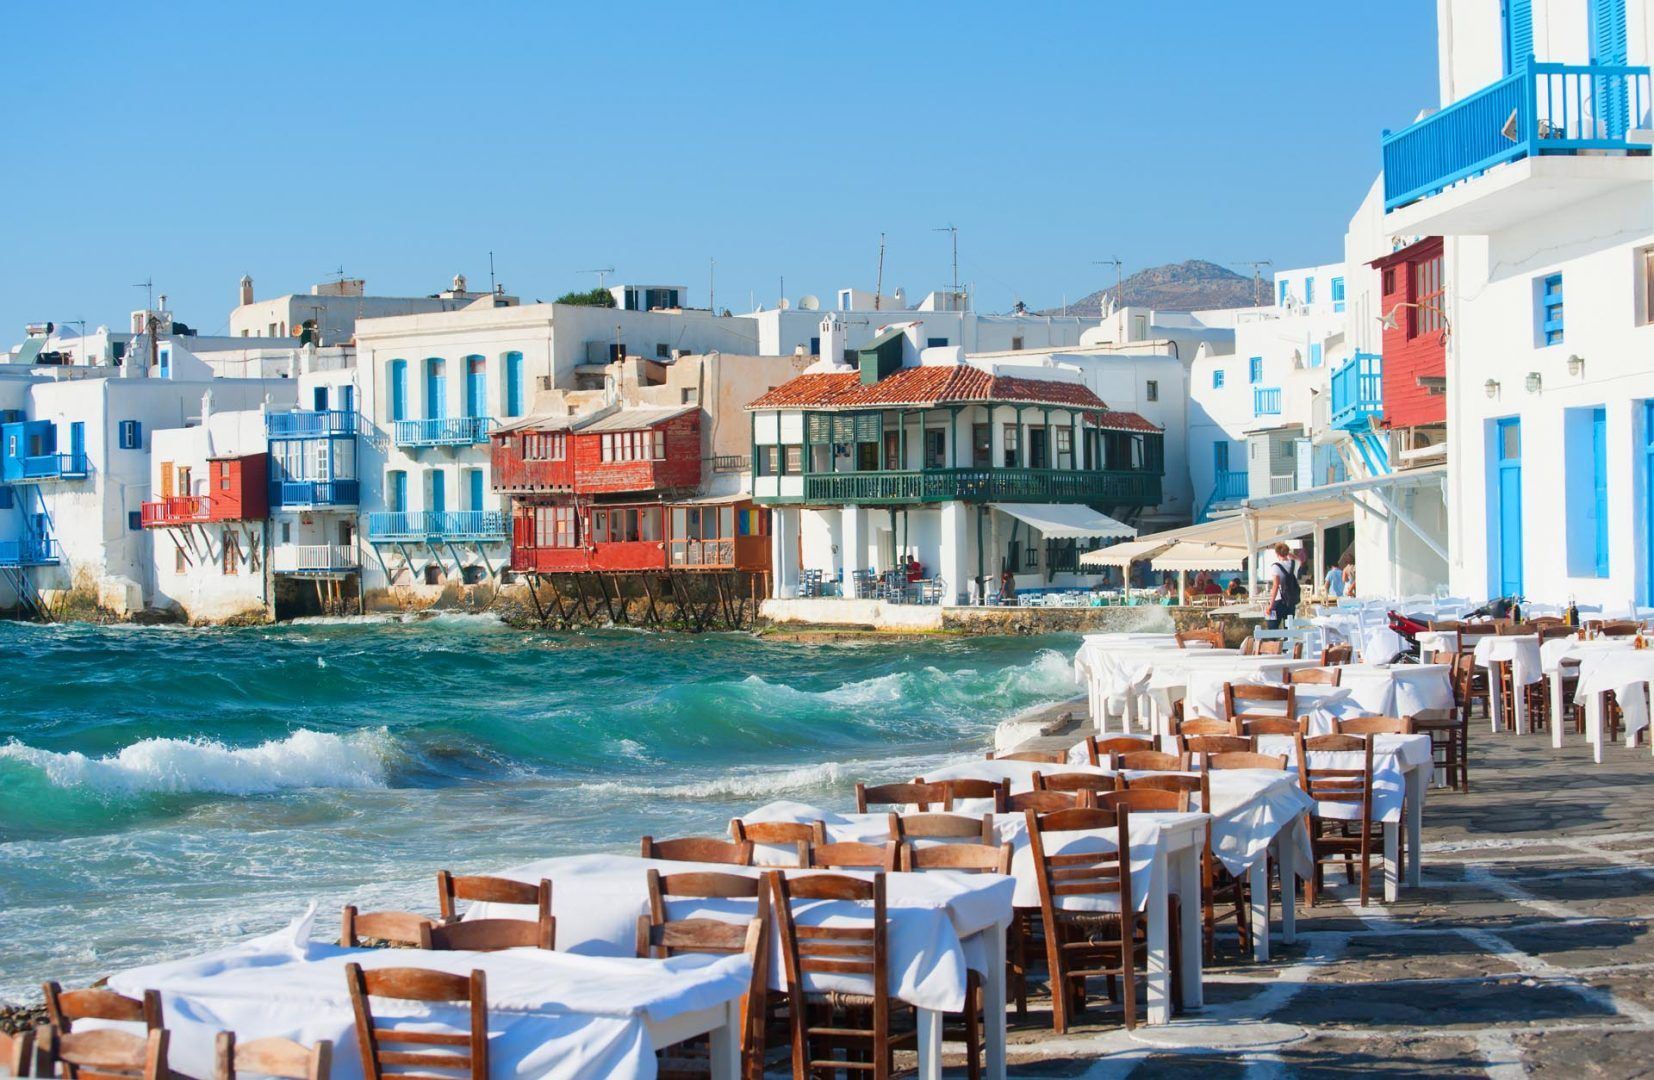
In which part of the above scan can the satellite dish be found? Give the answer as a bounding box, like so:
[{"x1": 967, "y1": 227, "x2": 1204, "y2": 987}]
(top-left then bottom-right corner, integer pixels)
[
  {"x1": 798, "y1": 294, "x2": 820, "y2": 311},
  {"x1": 892, "y1": 286, "x2": 907, "y2": 306},
  {"x1": 777, "y1": 297, "x2": 791, "y2": 310}
]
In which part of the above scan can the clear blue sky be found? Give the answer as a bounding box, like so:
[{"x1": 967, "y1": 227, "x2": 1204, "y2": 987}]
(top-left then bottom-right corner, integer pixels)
[{"x1": 8, "y1": 1, "x2": 1439, "y2": 337}]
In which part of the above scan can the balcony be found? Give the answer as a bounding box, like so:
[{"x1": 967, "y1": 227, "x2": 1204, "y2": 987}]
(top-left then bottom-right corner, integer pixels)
[
  {"x1": 366, "y1": 510, "x2": 509, "y2": 543},
  {"x1": 1212, "y1": 469, "x2": 1249, "y2": 503},
  {"x1": 0, "y1": 537, "x2": 58, "y2": 567},
  {"x1": 272, "y1": 543, "x2": 359, "y2": 575},
  {"x1": 1253, "y1": 388, "x2": 1283, "y2": 417},
  {"x1": 393, "y1": 416, "x2": 494, "y2": 448},
  {"x1": 266, "y1": 409, "x2": 357, "y2": 438},
  {"x1": 1383, "y1": 62, "x2": 1652, "y2": 218},
  {"x1": 271, "y1": 479, "x2": 360, "y2": 508},
  {"x1": 1330, "y1": 352, "x2": 1383, "y2": 431},
  {"x1": 2, "y1": 451, "x2": 88, "y2": 484},
  {"x1": 792, "y1": 467, "x2": 1160, "y2": 507},
  {"x1": 140, "y1": 495, "x2": 214, "y2": 527}
]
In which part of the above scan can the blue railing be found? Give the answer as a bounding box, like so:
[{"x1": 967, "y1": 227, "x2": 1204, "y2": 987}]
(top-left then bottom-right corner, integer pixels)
[
  {"x1": 0, "y1": 536, "x2": 59, "y2": 566},
  {"x1": 271, "y1": 479, "x2": 360, "y2": 507},
  {"x1": 1253, "y1": 388, "x2": 1282, "y2": 416},
  {"x1": 3, "y1": 452, "x2": 89, "y2": 483},
  {"x1": 1383, "y1": 61, "x2": 1651, "y2": 212},
  {"x1": 1213, "y1": 469, "x2": 1249, "y2": 502},
  {"x1": 266, "y1": 409, "x2": 356, "y2": 438},
  {"x1": 366, "y1": 510, "x2": 508, "y2": 542},
  {"x1": 1330, "y1": 352, "x2": 1384, "y2": 431},
  {"x1": 393, "y1": 416, "x2": 494, "y2": 447}
]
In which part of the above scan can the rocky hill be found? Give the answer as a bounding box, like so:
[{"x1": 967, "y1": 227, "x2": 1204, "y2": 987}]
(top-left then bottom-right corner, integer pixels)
[{"x1": 1040, "y1": 260, "x2": 1266, "y2": 315}]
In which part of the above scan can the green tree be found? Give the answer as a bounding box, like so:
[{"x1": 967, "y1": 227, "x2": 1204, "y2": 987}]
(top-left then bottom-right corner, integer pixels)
[{"x1": 553, "y1": 287, "x2": 616, "y2": 307}]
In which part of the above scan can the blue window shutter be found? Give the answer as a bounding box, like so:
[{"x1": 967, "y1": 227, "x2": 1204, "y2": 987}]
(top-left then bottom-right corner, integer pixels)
[
  {"x1": 1591, "y1": 0, "x2": 1627, "y2": 63},
  {"x1": 1277, "y1": 280, "x2": 1287, "y2": 306},
  {"x1": 1310, "y1": 343, "x2": 1323, "y2": 368},
  {"x1": 1506, "y1": 0, "x2": 1533, "y2": 72},
  {"x1": 1593, "y1": 408, "x2": 1609, "y2": 575},
  {"x1": 1541, "y1": 274, "x2": 1565, "y2": 345},
  {"x1": 1305, "y1": 277, "x2": 1315, "y2": 304},
  {"x1": 1249, "y1": 356, "x2": 1262, "y2": 384},
  {"x1": 390, "y1": 360, "x2": 408, "y2": 422},
  {"x1": 505, "y1": 352, "x2": 524, "y2": 417},
  {"x1": 1212, "y1": 370, "x2": 1224, "y2": 389},
  {"x1": 1331, "y1": 277, "x2": 1345, "y2": 301}
]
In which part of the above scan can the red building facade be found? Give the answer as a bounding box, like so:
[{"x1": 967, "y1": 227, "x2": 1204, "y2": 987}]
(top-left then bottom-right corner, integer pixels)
[
  {"x1": 1370, "y1": 237, "x2": 1446, "y2": 430},
  {"x1": 141, "y1": 454, "x2": 269, "y2": 527}
]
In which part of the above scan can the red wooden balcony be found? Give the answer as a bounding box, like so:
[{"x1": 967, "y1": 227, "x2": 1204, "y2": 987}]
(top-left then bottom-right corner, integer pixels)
[{"x1": 140, "y1": 495, "x2": 215, "y2": 527}]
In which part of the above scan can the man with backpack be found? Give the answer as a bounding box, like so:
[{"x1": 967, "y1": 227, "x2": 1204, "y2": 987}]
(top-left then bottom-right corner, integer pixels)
[{"x1": 1265, "y1": 541, "x2": 1301, "y2": 629}]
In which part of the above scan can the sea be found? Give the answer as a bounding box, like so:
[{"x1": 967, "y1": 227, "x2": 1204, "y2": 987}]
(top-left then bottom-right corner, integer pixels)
[{"x1": 0, "y1": 616, "x2": 1078, "y2": 1002}]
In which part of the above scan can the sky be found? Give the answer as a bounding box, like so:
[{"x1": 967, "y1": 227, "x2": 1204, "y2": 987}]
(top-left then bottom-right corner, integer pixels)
[{"x1": 5, "y1": 1, "x2": 1440, "y2": 338}]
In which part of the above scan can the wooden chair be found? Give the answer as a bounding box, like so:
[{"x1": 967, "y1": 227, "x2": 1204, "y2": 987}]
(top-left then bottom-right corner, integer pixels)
[
  {"x1": 1180, "y1": 734, "x2": 1254, "y2": 757},
  {"x1": 887, "y1": 812, "x2": 993, "y2": 844},
  {"x1": 3, "y1": 1031, "x2": 34, "y2": 1080},
  {"x1": 902, "y1": 842, "x2": 1011, "y2": 874},
  {"x1": 1450, "y1": 650, "x2": 1492, "y2": 722},
  {"x1": 1006, "y1": 789, "x2": 1085, "y2": 813},
  {"x1": 1334, "y1": 716, "x2": 1415, "y2": 736},
  {"x1": 42, "y1": 984, "x2": 164, "y2": 1033},
  {"x1": 1496, "y1": 621, "x2": 1537, "y2": 636},
  {"x1": 804, "y1": 841, "x2": 898, "y2": 872},
  {"x1": 1412, "y1": 708, "x2": 1469, "y2": 793},
  {"x1": 1591, "y1": 619, "x2": 1639, "y2": 637},
  {"x1": 1288, "y1": 666, "x2": 1342, "y2": 686},
  {"x1": 1098, "y1": 787, "x2": 1188, "y2": 813},
  {"x1": 346, "y1": 965, "x2": 487, "y2": 1080},
  {"x1": 1176, "y1": 628, "x2": 1225, "y2": 649},
  {"x1": 1035, "y1": 772, "x2": 1117, "y2": 799},
  {"x1": 855, "y1": 781, "x2": 952, "y2": 813},
  {"x1": 1319, "y1": 644, "x2": 1353, "y2": 666},
  {"x1": 435, "y1": 872, "x2": 551, "y2": 924},
  {"x1": 421, "y1": 914, "x2": 553, "y2": 951},
  {"x1": 1296, "y1": 734, "x2": 1379, "y2": 907},
  {"x1": 1025, "y1": 807, "x2": 1147, "y2": 1033},
  {"x1": 37, "y1": 1027, "x2": 167, "y2": 1080},
  {"x1": 1239, "y1": 716, "x2": 1303, "y2": 737},
  {"x1": 1083, "y1": 735, "x2": 1152, "y2": 767},
  {"x1": 1116, "y1": 750, "x2": 1188, "y2": 772},
  {"x1": 769, "y1": 872, "x2": 915, "y2": 1079},
  {"x1": 1538, "y1": 624, "x2": 1578, "y2": 643},
  {"x1": 1224, "y1": 682, "x2": 1297, "y2": 726},
  {"x1": 1254, "y1": 638, "x2": 1287, "y2": 656},
  {"x1": 640, "y1": 837, "x2": 753, "y2": 866},
  {"x1": 1176, "y1": 717, "x2": 1236, "y2": 737},
  {"x1": 986, "y1": 749, "x2": 1067, "y2": 764},
  {"x1": 1205, "y1": 751, "x2": 1290, "y2": 770},
  {"x1": 340, "y1": 907, "x2": 434, "y2": 948},
  {"x1": 1239, "y1": 636, "x2": 1259, "y2": 656},
  {"x1": 215, "y1": 1034, "x2": 331, "y2": 1080},
  {"x1": 730, "y1": 818, "x2": 825, "y2": 848},
  {"x1": 914, "y1": 776, "x2": 1007, "y2": 811}
]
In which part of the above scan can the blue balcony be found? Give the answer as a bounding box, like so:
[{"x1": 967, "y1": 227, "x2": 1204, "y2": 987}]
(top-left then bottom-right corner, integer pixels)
[
  {"x1": 1253, "y1": 388, "x2": 1282, "y2": 417},
  {"x1": 0, "y1": 536, "x2": 59, "y2": 567},
  {"x1": 266, "y1": 409, "x2": 356, "y2": 439},
  {"x1": 366, "y1": 510, "x2": 508, "y2": 543},
  {"x1": 1383, "y1": 62, "x2": 1652, "y2": 212},
  {"x1": 393, "y1": 416, "x2": 494, "y2": 448},
  {"x1": 271, "y1": 479, "x2": 360, "y2": 508},
  {"x1": 1330, "y1": 352, "x2": 1383, "y2": 431},
  {"x1": 2, "y1": 451, "x2": 88, "y2": 485},
  {"x1": 1212, "y1": 469, "x2": 1249, "y2": 503}
]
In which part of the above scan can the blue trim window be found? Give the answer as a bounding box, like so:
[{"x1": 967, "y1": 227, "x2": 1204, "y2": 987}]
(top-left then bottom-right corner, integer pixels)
[
  {"x1": 1304, "y1": 277, "x2": 1316, "y2": 305},
  {"x1": 1277, "y1": 280, "x2": 1288, "y2": 306},
  {"x1": 1248, "y1": 356, "x2": 1263, "y2": 384},
  {"x1": 1331, "y1": 276, "x2": 1345, "y2": 313},
  {"x1": 926, "y1": 337, "x2": 949, "y2": 348},
  {"x1": 1309, "y1": 343, "x2": 1323, "y2": 369},
  {"x1": 505, "y1": 351, "x2": 524, "y2": 418},
  {"x1": 1212, "y1": 369, "x2": 1225, "y2": 389},
  {"x1": 389, "y1": 359, "x2": 408, "y2": 422},
  {"x1": 1540, "y1": 273, "x2": 1565, "y2": 346},
  {"x1": 128, "y1": 510, "x2": 142, "y2": 531},
  {"x1": 1593, "y1": 407, "x2": 1609, "y2": 576},
  {"x1": 118, "y1": 420, "x2": 142, "y2": 449}
]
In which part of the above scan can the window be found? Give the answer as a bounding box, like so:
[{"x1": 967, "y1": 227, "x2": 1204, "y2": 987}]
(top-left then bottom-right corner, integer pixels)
[
  {"x1": 972, "y1": 424, "x2": 991, "y2": 468},
  {"x1": 1145, "y1": 380, "x2": 1159, "y2": 402},
  {"x1": 1640, "y1": 246, "x2": 1654, "y2": 326},
  {"x1": 783, "y1": 445, "x2": 803, "y2": 474},
  {"x1": 1565, "y1": 407, "x2": 1610, "y2": 577},
  {"x1": 926, "y1": 337, "x2": 948, "y2": 348},
  {"x1": 883, "y1": 430, "x2": 900, "y2": 470},
  {"x1": 523, "y1": 432, "x2": 566, "y2": 461},
  {"x1": 1248, "y1": 357, "x2": 1262, "y2": 384},
  {"x1": 1382, "y1": 267, "x2": 1396, "y2": 296},
  {"x1": 533, "y1": 506, "x2": 578, "y2": 548},
  {"x1": 757, "y1": 445, "x2": 781, "y2": 476},
  {"x1": 1304, "y1": 277, "x2": 1315, "y2": 304},
  {"x1": 387, "y1": 470, "x2": 407, "y2": 512},
  {"x1": 1538, "y1": 273, "x2": 1564, "y2": 346},
  {"x1": 600, "y1": 428, "x2": 667, "y2": 463},
  {"x1": 1309, "y1": 343, "x2": 1323, "y2": 369},
  {"x1": 1212, "y1": 369, "x2": 1225, "y2": 389},
  {"x1": 389, "y1": 359, "x2": 408, "y2": 422},
  {"x1": 464, "y1": 356, "x2": 486, "y2": 418},
  {"x1": 1011, "y1": 337, "x2": 1024, "y2": 351},
  {"x1": 1055, "y1": 427, "x2": 1074, "y2": 469},
  {"x1": 809, "y1": 336, "x2": 820, "y2": 355},
  {"x1": 175, "y1": 547, "x2": 187, "y2": 574},
  {"x1": 505, "y1": 352, "x2": 524, "y2": 418},
  {"x1": 118, "y1": 420, "x2": 142, "y2": 449},
  {"x1": 656, "y1": 344, "x2": 671, "y2": 359},
  {"x1": 1331, "y1": 276, "x2": 1346, "y2": 313},
  {"x1": 128, "y1": 510, "x2": 142, "y2": 530},
  {"x1": 681, "y1": 387, "x2": 698, "y2": 405},
  {"x1": 222, "y1": 533, "x2": 239, "y2": 575},
  {"x1": 1277, "y1": 279, "x2": 1288, "y2": 306},
  {"x1": 1002, "y1": 424, "x2": 1019, "y2": 468},
  {"x1": 923, "y1": 429, "x2": 946, "y2": 469},
  {"x1": 218, "y1": 461, "x2": 232, "y2": 491},
  {"x1": 1028, "y1": 427, "x2": 1049, "y2": 469},
  {"x1": 1413, "y1": 256, "x2": 1444, "y2": 338}
]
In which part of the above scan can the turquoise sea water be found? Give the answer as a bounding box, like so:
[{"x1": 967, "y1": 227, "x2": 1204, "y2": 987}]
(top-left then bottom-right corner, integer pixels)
[{"x1": 0, "y1": 616, "x2": 1077, "y2": 1002}]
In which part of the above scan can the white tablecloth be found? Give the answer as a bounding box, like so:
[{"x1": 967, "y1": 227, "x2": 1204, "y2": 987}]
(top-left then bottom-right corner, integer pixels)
[
  {"x1": 1575, "y1": 650, "x2": 1654, "y2": 741},
  {"x1": 469, "y1": 853, "x2": 1010, "y2": 1014},
  {"x1": 107, "y1": 910, "x2": 752, "y2": 1080},
  {"x1": 1415, "y1": 630, "x2": 1459, "y2": 656},
  {"x1": 1473, "y1": 635, "x2": 1542, "y2": 686},
  {"x1": 1074, "y1": 640, "x2": 1230, "y2": 717},
  {"x1": 1147, "y1": 655, "x2": 1319, "y2": 719},
  {"x1": 1336, "y1": 664, "x2": 1457, "y2": 716},
  {"x1": 1253, "y1": 733, "x2": 1429, "y2": 824},
  {"x1": 1540, "y1": 636, "x2": 1634, "y2": 673}
]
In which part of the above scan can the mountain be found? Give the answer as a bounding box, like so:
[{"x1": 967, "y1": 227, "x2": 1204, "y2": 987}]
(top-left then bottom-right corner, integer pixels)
[{"x1": 1038, "y1": 260, "x2": 1266, "y2": 315}]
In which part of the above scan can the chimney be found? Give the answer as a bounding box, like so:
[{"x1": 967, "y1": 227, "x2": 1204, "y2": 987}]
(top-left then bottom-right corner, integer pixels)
[
  {"x1": 239, "y1": 275, "x2": 254, "y2": 307},
  {"x1": 819, "y1": 313, "x2": 847, "y2": 367}
]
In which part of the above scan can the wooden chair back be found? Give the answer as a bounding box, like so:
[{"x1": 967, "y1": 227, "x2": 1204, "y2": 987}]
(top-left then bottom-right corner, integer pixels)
[
  {"x1": 1288, "y1": 666, "x2": 1341, "y2": 686},
  {"x1": 421, "y1": 916, "x2": 553, "y2": 952},
  {"x1": 1240, "y1": 716, "x2": 1304, "y2": 737},
  {"x1": 1239, "y1": 636, "x2": 1259, "y2": 656},
  {"x1": 340, "y1": 907, "x2": 433, "y2": 948},
  {"x1": 901, "y1": 842, "x2": 1013, "y2": 874},
  {"x1": 1005, "y1": 788, "x2": 1085, "y2": 813},
  {"x1": 854, "y1": 781, "x2": 952, "y2": 813},
  {"x1": 730, "y1": 819, "x2": 825, "y2": 853},
  {"x1": 1497, "y1": 622, "x2": 1537, "y2": 636},
  {"x1": 1591, "y1": 619, "x2": 1639, "y2": 637},
  {"x1": 1254, "y1": 638, "x2": 1287, "y2": 656},
  {"x1": 3, "y1": 1030, "x2": 34, "y2": 1080},
  {"x1": 640, "y1": 837, "x2": 753, "y2": 865},
  {"x1": 436, "y1": 872, "x2": 550, "y2": 923},
  {"x1": 1180, "y1": 734, "x2": 1254, "y2": 756},
  {"x1": 888, "y1": 812, "x2": 992, "y2": 842},
  {"x1": 1083, "y1": 735, "x2": 1152, "y2": 766},
  {"x1": 986, "y1": 749, "x2": 1067, "y2": 764},
  {"x1": 1295, "y1": 733, "x2": 1378, "y2": 905},
  {"x1": 1538, "y1": 624, "x2": 1578, "y2": 643},
  {"x1": 1319, "y1": 644, "x2": 1353, "y2": 665},
  {"x1": 1116, "y1": 750, "x2": 1187, "y2": 772},
  {"x1": 42, "y1": 984, "x2": 163, "y2": 1032},
  {"x1": 214, "y1": 1034, "x2": 331, "y2": 1080},
  {"x1": 805, "y1": 841, "x2": 899, "y2": 872},
  {"x1": 1035, "y1": 772, "x2": 1116, "y2": 797},
  {"x1": 1099, "y1": 787, "x2": 1189, "y2": 813},
  {"x1": 1025, "y1": 806, "x2": 1133, "y2": 916},
  {"x1": 1204, "y1": 751, "x2": 1290, "y2": 771},
  {"x1": 914, "y1": 776, "x2": 1006, "y2": 811},
  {"x1": 1176, "y1": 717, "x2": 1236, "y2": 737},
  {"x1": 1456, "y1": 624, "x2": 1496, "y2": 641},
  {"x1": 1224, "y1": 681, "x2": 1297, "y2": 723},
  {"x1": 1124, "y1": 771, "x2": 1202, "y2": 797},
  {"x1": 345, "y1": 965, "x2": 487, "y2": 1080},
  {"x1": 644, "y1": 868, "x2": 762, "y2": 923},
  {"x1": 1335, "y1": 716, "x2": 1415, "y2": 735},
  {"x1": 39, "y1": 1028, "x2": 167, "y2": 1080},
  {"x1": 1176, "y1": 628, "x2": 1225, "y2": 649}
]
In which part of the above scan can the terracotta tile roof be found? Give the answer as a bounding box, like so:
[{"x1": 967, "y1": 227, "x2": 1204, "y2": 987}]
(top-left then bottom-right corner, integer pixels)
[
  {"x1": 1089, "y1": 409, "x2": 1162, "y2": 433},
  {"x1": 747, "y1": 365, "x2": 1123, "y2": 412}
]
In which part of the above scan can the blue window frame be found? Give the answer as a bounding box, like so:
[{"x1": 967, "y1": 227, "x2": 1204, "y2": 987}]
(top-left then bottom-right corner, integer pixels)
[
  {"x1": 425, "y1": 358, "x2": 447, "y2": 420},
  {"x1": 1212, "y1": 369, "x2": 1225, "y2": 389},
  {"x1": 128, "y1": 510, "x2": 142, "y2": 531},
  {"x1": 465, "y1": 355, "x2": 486, "y2": 419},
  {"x1": 505, "y1": 351, "x2": 524, "y2": 418},
  {"x1": 313, "y1": 386, "x2": 328, "y2": 411},
  {"x1": 1309, "y1": 343, "x2": 1323, "y2": 369},
  {"x1": 340, "y1": 385, "x2": 355, "y2": 414},
  {"x1": 1277, "y1": 280, "x2": 1287, "y2": 306},
  {"x1": 1304, "y1": 277, "x2": 1315, "y2": 305},
  {"x1": 1502, "y1": 0, "x2": 1533, "y2": 75},
  {"x1": 118, "y1": 420, "x2": 142, "y2": 449},
  {"x1": 430, "y1": 470, "x2": 446, "y2": 514},
  {"x1": 466, "y1": 468, "x2": 484, "y2": 511},
  {"x1": 1593, "y1": 408, "x2": 1609, "y2": 576},
  {"x1": 1331, "y1": 277, "x2": 1345, "y2": 313},
  {"x1": 1496, "y1": 418, "x2": 1524, "y2": 596},
  {"x1": 926, "y1": 337, "x2": 949, "y2": 348},
  {"x1": 1213, "y1": 441, "x2": 1229, "y2": 472},
  {"x1": 1540, "y1": 274, "x2": 1564, "y2": 346},
  {"x1": 388, "y1": 470, "x2": 407, "y2": 513},
  {"x1": 69, "y1": 421, "x2": 84, "y2": 464},
  {"x1": 389, "y1": 359, "x2": 408, "y2": 422},
  {"x1": 1248, "y1": 356, "x2": 1263, "y2": 384}
]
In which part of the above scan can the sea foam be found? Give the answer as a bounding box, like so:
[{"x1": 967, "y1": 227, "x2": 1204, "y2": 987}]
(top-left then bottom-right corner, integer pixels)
[{"x1": 0, "y1": 728, "x2": 393, "y2": 796}]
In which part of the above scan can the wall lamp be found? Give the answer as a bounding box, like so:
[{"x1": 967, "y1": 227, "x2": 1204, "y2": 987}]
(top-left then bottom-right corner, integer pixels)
[
  {"x1": 1567, "y1": 354, "x2": 1585, "y2": 377},
  {"x1": 1525, "y1": 371, "x2": 1543, "y2": 393},
  {"x1": 1484, "y1": 378, "x2": 1501, "y2": 399}
]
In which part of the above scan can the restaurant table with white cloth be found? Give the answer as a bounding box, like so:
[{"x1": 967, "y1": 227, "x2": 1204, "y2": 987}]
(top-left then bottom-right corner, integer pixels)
[
  {"x1": 1573, "y1": 650, "x2": 1654, "y2": 763},
  {"x1": 1539, "y1": 637, "x2": 1637, "y2": 754},
  {"x1": 1335, "y1": 663, "x2": 1457, "y2": 717},
  {"x1": 105, "y1": 909, "x2": 753, "y2": 1080},
  {"x1": 1073, "y1": 638, "x2": 1227, "y2": 733},
  {"x1": 1472, "y1": 636, "x2": 1542, "y2": 733},
  {"x1": 1147, "y1": 654, "x2": 1321, "y2": 726},
  {"x1": 469, "y1": 853, "x2": 1014, "y2": 1079}
]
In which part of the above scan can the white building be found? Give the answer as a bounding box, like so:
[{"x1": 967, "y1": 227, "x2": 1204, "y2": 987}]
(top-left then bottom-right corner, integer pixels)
[
  {"x1": 227, "y1": 274, "x2": 496, "y2": 345},
  {"x1": 1380, "y1": 0, "x2": 1654, "y2": 606}
]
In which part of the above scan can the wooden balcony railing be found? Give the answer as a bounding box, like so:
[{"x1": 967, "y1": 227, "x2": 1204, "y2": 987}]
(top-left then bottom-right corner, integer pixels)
[{"x1": 790, "y1": 467, "x2": 1160, "y2": 506}]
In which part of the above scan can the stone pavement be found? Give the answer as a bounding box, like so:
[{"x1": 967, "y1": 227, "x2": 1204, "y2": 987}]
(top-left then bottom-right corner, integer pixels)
[{"x1": 992, "y1": 728, "x2": 1654, "y2": 1078}]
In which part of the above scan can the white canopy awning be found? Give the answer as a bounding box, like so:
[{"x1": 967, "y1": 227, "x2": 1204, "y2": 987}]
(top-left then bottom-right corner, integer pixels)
[
  {"x1": 1150, "y1": 541, "x2": 1249, "y2": 572},
  {"x1": 1078, "y1": 537, "x2": 1173, "y2": 568},
  {"x1": 992, "y1": 503, "x2": 1137, "y2": 540}
]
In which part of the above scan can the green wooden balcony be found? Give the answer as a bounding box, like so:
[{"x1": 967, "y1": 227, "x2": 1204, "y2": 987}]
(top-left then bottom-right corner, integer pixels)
[{"x1": 792, "y1": 467, "x2": 1160, "y2": 506}]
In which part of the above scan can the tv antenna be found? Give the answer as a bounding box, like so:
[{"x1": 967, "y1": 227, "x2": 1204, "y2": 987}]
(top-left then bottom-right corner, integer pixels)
[
  {"x1": 1234, "y1": 260, "x2": 1274, "y2": 306},
  {"x1": 875, "y1": 232, "x2": 886, "y2": 311},
  {"x1": 132, "y1": 276, "x2": 155, "y2": 313},
  {"x1": 933, "y1": 224, "x2": 959, "y2": 303},
  {"x1": 1093, "y1": 258, "x2": 1123, "y2": 315},
  {"x1": 581, "y1": 267, "x2": 615, "y2": 290},
  {"x1": 488, "y1": 251, "x2": 496, "y2": 295}
]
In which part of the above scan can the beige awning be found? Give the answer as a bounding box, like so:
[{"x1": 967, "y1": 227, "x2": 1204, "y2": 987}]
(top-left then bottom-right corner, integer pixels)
[
  {"x1": 1151, "y1": 541, "x2": 1249, "y2": 572},
  {"x1": 993, "y1": 503, "x2": 1136, "y2": 541},
  {"x1": 1079, "y1": 537, "x2": 1174, "y2": 568}
]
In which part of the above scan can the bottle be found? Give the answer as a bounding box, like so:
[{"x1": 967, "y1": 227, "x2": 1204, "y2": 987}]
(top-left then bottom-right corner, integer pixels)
[
  {"x1": 1566, "y1": 597, "x2": 1579, "y2": 628},
  {"x1": 1510, "y1": 598, "x2": 1522, "y2": 623}
]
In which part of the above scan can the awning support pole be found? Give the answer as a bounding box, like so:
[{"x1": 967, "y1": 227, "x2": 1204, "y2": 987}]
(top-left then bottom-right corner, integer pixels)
[
  {"x1": 1369, "y1": 487, "x2": 1448, "y2": 564},
  {"x1": 1243, "y1": 513, "x2": 1259, "y2": 597}
]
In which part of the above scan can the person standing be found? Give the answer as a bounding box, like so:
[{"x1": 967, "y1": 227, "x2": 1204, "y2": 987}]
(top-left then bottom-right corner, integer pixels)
[
  {"x1": 1265, "y1": 541, "x2": 1301, "y2": 630},
  {"x1": 1324, "y1": 561, "x2": 1346, "y2": 599}
]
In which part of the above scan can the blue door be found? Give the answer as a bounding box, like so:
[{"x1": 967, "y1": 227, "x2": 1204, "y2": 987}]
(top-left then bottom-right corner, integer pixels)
[
  {"x1": 69, "y1": 422, "x2": 84, "y2": 469},
  {"x1": 466, "y1": 356, "x2": 486, "y2": 418},
  {"x1": 389, "y1": 360, "x2": 408, "y2": 422},
  {"x1": 1591, "y1": 0, "x2": 1629, "y2": 134},
  {"x1": 467, "y1": 469, "x2": 483, "y2": 511},
  {"x1": 340, "y1": 384, "x2": 355, "y2": 415},
  {"x1": 1496, "y1": 418, "x2": 1524, "y2": 596},
  {"x1": 1592, "y1": 408, "x2": 1608, "y2": 577},
  {"x1": 313, "y1": 386, "x2": 329, "y2": 411},
  {"x1": 1645, "y1": 403, "x2": 1654, "y2": 603},
  {"x1": 389, "y1": 471, "x2": 407, "y2": 513},
  {"x1": 1213, "y1": 441, "x2": 1229, "y2": 475},
  {"x1": 430, "y1": 471, "x2": 446, "y2": 515},
  {"x1": 505, "y1": 352, "x2": 524, "y2": 417},
  {"x1": 425, "y1": 358, "x2": 447, "y2": 420}
]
